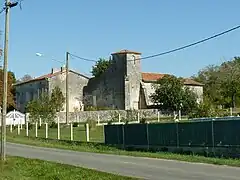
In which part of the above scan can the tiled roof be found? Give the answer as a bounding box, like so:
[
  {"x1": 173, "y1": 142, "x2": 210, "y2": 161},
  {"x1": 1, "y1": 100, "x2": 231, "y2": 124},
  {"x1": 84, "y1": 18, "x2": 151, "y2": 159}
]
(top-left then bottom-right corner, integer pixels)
[
  {"x1": 14, "y1": 70, "x2": 89, "y2": 86},
  {"x1": 183, "y1": 78, "x2": 204, "y2": 86},
  {"x1": 142, "y1": 72, "x2": 204, "y2": 86},
  {"x1": 14, "y1": 71, "x2": 64, "y2": 86},
  {"x1": 111, "y1": 49, "x2": 142, "y2": 55},
  {"x1": 142, "y1": 72, "x2": 166, "y2": 82}
]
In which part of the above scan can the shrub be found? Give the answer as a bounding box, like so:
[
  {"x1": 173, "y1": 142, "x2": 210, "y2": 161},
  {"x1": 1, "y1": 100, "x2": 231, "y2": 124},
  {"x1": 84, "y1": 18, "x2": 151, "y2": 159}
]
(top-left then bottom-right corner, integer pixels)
[
  {"x1": 27, "y1": 123, "x2": 34, "y2": 130},
  {"x1": 86, "y1": 118, "x2": 96, "y2": 130},
  {"x1": 140, "y1": 118, "x2": 147, "y2": 124},
  {"x1": 49, "y1": 121, "x2": 58, "y2": 128},
  {"x1": 73, "y1": 122, "x2": 79, "y2": 127}
]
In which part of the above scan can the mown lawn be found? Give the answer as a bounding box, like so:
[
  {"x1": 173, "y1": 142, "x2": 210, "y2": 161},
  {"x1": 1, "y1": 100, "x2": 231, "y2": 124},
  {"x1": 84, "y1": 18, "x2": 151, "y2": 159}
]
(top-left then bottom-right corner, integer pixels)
[
  {"x1": 6, "y1": 124, "x2": 104, "y2": 142},
  {"x1": 0, "y1": 156, "x2": 136, "y2": 180}
]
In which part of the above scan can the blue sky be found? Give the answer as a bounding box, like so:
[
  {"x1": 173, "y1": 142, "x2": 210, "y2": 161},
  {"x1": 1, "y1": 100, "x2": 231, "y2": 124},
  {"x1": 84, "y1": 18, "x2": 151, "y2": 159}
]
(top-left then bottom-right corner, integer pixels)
[{"x1": 0, "y1": 0, "x2": 240, "y2": 79}]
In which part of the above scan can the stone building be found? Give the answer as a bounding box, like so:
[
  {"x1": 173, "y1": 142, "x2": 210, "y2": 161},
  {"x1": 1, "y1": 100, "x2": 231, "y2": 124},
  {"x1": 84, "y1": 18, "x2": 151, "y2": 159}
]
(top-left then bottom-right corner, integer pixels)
[
  {"x1": 14, "y1": 67, "x2": 89, "y2": 113},
  {"x1": 14, "y1": 49, "x2": 204, "y2": 113},
  {"x1": 140, "y1": 73, "x2": 204, "y2": 108},
  {"x1": 83, "y1": 50, "x2": 142, "y2": 110},
  {"x1": 83, "y1": 50, "x2": 204, "y2": 110}
]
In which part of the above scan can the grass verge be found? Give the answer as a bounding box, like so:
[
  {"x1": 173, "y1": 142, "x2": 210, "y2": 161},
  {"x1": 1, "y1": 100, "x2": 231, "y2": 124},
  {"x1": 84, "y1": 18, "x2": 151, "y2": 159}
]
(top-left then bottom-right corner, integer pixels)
[
  {"x1": 6, "y1": 135, "x2": 240, "y2": 167},
  {"x1": 0, "y1": 156, "x2": 135, "y2": 180}
]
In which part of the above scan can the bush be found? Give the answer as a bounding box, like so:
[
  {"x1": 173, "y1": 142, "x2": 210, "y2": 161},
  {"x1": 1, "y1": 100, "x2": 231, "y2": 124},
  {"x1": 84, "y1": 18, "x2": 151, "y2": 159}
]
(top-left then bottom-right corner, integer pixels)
[
  {"x1": 73, "y1": 122, "x2": 79, "y2": 127},
  {"x1": 107, "y1": 120, "x2": 113, "y2": 125},
  {"x1": 140, "y1": 118, "x2": 147, "y2": 124},
  {"x1": 86, "y1": 119, "x2": 97, "y2": 130},
  {"x1": 26, "y1": 123, "x2": 33, "y2": 130},
  {"x1": 49, "y1": 121, "x2": 58, "y2": 128}
]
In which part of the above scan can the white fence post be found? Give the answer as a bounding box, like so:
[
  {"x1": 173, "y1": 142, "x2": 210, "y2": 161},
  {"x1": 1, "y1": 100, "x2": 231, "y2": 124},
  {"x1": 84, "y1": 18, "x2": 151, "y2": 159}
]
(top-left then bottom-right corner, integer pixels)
[
  {"x1": 26, "y1": 122, "x2": 29, "y2": 137},
  {"x1": 17, "y1": 123, "x2": 20, "y2": 135},
  {"x1": 118, "y1": 113, "x2": 121, "y2": 123},
  {"x1": 179, "y1": 109, "x2": 181, "y2": 120},
  {"x1": 137, "y1": 112, "x2": 140, "y2": 123},
  {"x1": 45, "y1": 123, "x2": 48, "y2": 139},
  {"x1": 86, "y1": 123, "x2": 90, "y2": 142},
  {"x1": 39, "y1": 118, "x2": 42, "y2": 127},
  {"x1": 97, "y1": 114, "x2": 100, "y2": 125},
  {"x1": 57, "y1": 117, "x2": 60, "y2": 140},
  {"x1": 70, "y1": 122, "x2": 73, "y2": 141},
  {"x1": 157, "y1": 111, "x2": 160, "y2": 122},
  {"x1": 10, "y1": 123, "x2": 12, "y2": 133},
  {"x1": 35, "y1": 122, "x2": 38, "y2": 137}
]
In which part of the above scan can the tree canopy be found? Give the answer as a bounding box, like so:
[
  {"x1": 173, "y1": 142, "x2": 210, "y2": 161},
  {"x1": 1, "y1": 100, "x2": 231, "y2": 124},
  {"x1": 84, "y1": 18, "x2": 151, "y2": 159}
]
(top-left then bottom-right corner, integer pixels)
[
  {"x1": 193, "y1": 57, "x2": 240, "y2": 108},
  {"x1": 26, "y1": 86, "x2": 65, "y2": 123},
  {"x1": 91, "y1": 58, "x2": 111, "y2": 77},
  {"x1": 0, "y1": 69, "x2": 16, "y2": 110},
  {"x1": 150, "y1": 75, "x2": 198, "y2": 113},
  {"x1": 18, "y1": 74, "x2": 33, "y2": 82}
]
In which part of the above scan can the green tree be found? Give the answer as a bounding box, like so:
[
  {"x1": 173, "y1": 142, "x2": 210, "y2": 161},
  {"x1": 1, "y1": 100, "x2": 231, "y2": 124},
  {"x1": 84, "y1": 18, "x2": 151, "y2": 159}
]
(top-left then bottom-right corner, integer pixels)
[
  {"x1": 26, "y1": 99, "x2": 41, "y2": 122},
  {"x1": 193, "y1": 65, "x2": 221, "y2": 105},
  {"x1": 19, "y1": 74, "x2": 33, "y2": 82},
  {"x1": 150, "y1": 75, "x2": 198, "y2": 113},
  {"x1": 50, "y1": 86, "x2": 65, "y2": 112},
  {"x1": 218, "y1": 58, "x2": 240, "y2": 108},
  {"x1": 0, "y1": 70, "x2": 16, "y2": 111},
  {"x1": 26, "y1": 87, "x2": 65, "y2": 123},
  {"x1": 193, "y1": 57, "x2": 240, "y2": 108},
  {"x1": 91, "y1": 58, "x2": 111, "y2": 77},
  {"x1": 26, "y1": 93, "x2": 55, "y2": 123}
]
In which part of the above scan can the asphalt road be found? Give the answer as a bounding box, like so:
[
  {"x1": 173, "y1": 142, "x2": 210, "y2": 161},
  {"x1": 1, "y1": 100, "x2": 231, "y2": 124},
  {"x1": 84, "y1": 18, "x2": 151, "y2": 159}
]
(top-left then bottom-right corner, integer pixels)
[{"x1": 2, "y1": 142, "x2": 240, "y2": 180}]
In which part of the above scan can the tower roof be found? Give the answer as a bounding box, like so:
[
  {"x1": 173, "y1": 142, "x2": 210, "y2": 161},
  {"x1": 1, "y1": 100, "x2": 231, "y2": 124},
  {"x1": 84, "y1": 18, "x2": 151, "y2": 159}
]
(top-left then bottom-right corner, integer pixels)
[{"x1": 111, "y1": 49, "x2": 142, "y2": 55}]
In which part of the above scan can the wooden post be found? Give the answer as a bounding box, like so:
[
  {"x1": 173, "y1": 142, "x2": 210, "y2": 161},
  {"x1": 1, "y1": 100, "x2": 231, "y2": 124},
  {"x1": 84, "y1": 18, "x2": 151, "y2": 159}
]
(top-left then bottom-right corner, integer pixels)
[
  {"x1": 70, "y1": 122, "x2": 73, "y2": 141},
  {"x1": 39, "y1": 118, "x2": 42, "y2": 127},
  {"x1": 86, "y1": 123, "x2": 90, "y2": 142},
  {"x1": 35, "y1": 122, "x2": 38, "y2": 137},
  {"x1": 57, "y1": 117, "x2": 60, "y2": 140},
  {"x1": 157, "y1": 111, "x2": 160, "y2": 122},
  {"x1": 45, "y1": 123, "x2": 48, "y2": 139},
  {"x1": 26, "y1": 122, "x2": 29, "y2": 137}
]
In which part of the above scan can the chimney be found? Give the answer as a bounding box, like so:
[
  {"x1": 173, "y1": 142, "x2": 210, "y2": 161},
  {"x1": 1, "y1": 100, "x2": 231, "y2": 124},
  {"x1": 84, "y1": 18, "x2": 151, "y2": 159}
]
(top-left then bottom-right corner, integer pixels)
[
  {"x1": 51, "y1": 68, "x2": 59, "y2": 74},
  {"x1": 61, "y1": 66, "x2": 66, "y2": 72}
]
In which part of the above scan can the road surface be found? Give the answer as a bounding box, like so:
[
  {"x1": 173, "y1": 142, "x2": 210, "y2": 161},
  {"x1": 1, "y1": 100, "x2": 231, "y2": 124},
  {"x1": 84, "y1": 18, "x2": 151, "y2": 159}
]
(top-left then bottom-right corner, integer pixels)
[{"x1": 2, "y1": 142, "x2": 240, "y2": 180}]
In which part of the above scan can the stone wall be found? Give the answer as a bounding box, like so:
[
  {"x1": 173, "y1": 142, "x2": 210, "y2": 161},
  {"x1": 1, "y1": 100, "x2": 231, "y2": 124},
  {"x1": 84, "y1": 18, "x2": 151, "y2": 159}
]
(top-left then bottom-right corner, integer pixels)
[
  {"x1": 83, "y1": 55, "x2": 125, "y2": 109},
  {"x1": 49, "y1": 70, "x2": 89, "y2": 112},
  {"x1": 56, "y1": 109, "x2": 161, "y2": 123}
]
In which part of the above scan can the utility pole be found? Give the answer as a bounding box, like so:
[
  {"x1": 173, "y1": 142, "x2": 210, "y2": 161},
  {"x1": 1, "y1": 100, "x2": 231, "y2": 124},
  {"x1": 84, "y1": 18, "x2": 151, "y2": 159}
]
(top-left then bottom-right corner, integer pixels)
[
  {"x1": 1, "y1": 0, "x2": 18, "y2": 161},
  {"x1": 65, "y1": 52, "x2": 69, "y2": 124}
]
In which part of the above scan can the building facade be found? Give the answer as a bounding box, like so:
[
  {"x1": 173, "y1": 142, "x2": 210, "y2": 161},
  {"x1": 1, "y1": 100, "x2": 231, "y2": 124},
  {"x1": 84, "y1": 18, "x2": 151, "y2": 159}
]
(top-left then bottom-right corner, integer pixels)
[
  {"x1": 15, "y1": 49, "x2": 204, "y2": 112},
  {"x1": 140, "y1": 73, "x2": 204, "y2": 108},
  {"x1": 14, "y1": 67, "x2": 89, "y2": 113},
  {"x1": 83, "y1": 50, "x2": 204, "y2": 110}
]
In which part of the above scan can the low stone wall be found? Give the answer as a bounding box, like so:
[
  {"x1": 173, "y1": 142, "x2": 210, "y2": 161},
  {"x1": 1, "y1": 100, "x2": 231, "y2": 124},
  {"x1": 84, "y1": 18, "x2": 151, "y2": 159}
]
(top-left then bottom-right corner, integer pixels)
[{"x1": 57, "y1": 109, "x2": 162, "y2": 123}]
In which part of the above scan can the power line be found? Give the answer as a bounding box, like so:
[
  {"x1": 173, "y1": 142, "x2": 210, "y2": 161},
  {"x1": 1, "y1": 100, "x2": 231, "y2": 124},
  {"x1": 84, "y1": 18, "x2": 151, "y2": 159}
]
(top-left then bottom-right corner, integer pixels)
[
  {"x1": 69, "y1": 53, "x2": 97, "y2": 62},
  {"x1": 139, "y1": 25, "x2": 240, "y2": 61},
  {"x1": 0, "y1": 7, "x2": 6, "y2": 14},
  {"x1": 69, "y1": 24, "x2": 240, "y2": 63}
]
